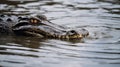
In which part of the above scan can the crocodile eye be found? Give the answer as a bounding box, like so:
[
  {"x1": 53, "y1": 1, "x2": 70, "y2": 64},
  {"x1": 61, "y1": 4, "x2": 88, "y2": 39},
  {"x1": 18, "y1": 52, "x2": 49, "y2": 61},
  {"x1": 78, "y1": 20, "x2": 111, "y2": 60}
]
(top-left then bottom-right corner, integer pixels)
[{"x1": 30, "y1": 18, "x2": 40, "y2": 24}]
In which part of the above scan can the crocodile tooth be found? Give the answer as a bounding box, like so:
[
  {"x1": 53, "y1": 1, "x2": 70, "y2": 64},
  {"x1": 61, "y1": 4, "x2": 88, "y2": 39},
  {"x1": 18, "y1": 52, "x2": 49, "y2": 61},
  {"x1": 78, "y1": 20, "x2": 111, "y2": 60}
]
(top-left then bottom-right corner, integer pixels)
[
  {"x1": 77, "y1": 36, "x2": 79, "y2": 38},
  {"x1": 62, "y1": 35, "x2": 65, "y2": 39},
  {"x1": 66, "y1": 35, "x2": 69, "y2": 39},
  {"x1": 78, "y1": 35, "x2": 80, "y2": 38},
  {"x1": 79, "y1": 34, "x2": 82, "y2": 38},
  {"x1": 58, "y1": 35, "x2": 61, "y2": 39},
  {"x1": 73, "y1": 36, "x2": 77, "y2": 38},
  {"x1": 78, "y1": 35, "x2": 81, "y2": 38}
]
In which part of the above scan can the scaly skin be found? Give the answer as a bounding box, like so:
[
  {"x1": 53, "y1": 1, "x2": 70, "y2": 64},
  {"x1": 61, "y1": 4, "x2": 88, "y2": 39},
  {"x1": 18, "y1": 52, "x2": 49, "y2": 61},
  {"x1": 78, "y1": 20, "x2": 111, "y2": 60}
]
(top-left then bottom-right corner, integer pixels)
[{"x1": 0, "y1": 14, "x2": 89, "y2": 39}]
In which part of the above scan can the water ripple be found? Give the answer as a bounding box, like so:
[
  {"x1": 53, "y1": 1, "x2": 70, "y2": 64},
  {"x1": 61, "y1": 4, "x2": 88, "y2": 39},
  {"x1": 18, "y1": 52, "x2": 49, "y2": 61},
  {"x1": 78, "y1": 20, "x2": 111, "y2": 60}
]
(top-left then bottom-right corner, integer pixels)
[{"x1": 0, "y1": 0, "x2": 120, "y2": 67}]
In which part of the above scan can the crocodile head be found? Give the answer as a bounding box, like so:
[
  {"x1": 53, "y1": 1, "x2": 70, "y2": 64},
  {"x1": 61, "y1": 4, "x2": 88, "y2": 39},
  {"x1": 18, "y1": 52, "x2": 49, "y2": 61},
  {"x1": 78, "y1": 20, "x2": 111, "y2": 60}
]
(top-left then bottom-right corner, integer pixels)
[{"x1": 0, "y1": 14, "x2": 89, "y2": 39}]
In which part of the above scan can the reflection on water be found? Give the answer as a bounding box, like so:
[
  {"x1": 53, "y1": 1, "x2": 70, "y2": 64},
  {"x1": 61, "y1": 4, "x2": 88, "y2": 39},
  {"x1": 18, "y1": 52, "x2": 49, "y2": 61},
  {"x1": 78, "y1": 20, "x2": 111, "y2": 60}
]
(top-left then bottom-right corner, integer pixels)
[{"x1": 0, "y1": 0, "x2": 120, "y2": 67}]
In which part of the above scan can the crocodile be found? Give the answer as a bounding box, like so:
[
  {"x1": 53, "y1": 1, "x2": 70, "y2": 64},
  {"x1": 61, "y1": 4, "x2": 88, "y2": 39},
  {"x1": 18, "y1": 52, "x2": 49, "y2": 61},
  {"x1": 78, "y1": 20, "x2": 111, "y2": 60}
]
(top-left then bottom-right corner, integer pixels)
[{"x1": 0, "y1": 14, "x2": 89, "y2": 39}]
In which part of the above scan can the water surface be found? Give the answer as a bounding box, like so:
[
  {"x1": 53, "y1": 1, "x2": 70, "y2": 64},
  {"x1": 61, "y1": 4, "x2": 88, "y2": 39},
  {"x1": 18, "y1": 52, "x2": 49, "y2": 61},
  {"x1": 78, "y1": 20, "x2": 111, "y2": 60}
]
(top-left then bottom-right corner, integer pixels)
[{"x1": 0, "y1": 0, "x2": 120, "y2": 67}]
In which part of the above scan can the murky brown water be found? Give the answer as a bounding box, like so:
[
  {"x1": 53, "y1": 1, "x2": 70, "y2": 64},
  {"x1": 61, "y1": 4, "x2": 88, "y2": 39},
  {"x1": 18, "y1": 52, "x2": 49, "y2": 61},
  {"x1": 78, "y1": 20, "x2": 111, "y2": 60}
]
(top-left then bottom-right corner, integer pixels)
[{"x1": 0, "y1": 0, "x2": 120, "y2": 67}]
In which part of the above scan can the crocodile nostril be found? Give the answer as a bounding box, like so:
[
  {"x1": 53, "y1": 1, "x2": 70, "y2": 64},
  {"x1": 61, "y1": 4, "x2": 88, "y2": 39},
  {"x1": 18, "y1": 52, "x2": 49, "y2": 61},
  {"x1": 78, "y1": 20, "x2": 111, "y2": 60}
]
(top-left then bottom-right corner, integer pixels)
[
  {"x1": 67, "y1": 30, "x2": 77, "y2": 35},
  {"x1": 70, "y1": 30, "x2": 76, "y2": 33},
  {"x1": 70, "y1": 30, "x2": 77, "y2": 34}
]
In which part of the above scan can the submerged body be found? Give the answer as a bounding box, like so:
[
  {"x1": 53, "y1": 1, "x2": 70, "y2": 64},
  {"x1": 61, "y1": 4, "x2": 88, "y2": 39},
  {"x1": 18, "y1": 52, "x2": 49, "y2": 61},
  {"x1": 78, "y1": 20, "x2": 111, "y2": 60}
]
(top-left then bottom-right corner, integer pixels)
[{"x1": 0, "y1": 14, "x2": 89, "y2": 39}]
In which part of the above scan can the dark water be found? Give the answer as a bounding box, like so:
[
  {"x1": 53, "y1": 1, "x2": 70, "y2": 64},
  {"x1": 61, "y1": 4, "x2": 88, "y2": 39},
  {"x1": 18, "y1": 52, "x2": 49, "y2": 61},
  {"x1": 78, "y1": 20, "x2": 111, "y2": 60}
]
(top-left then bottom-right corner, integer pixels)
[{"x1": 0, "y1": 0, "x2": 120, "y2": 67}]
